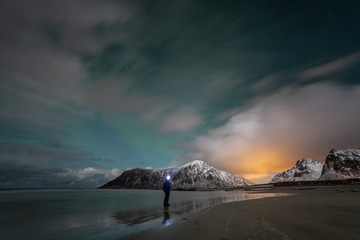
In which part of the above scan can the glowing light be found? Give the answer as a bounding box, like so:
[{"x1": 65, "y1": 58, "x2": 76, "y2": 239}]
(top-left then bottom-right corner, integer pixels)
[
  {"x1": 166, "y1": 175, "x2": 170, "y2": 180},
  {"x1": 224, "y1": 147, "x2": 294, "y2": 183}
]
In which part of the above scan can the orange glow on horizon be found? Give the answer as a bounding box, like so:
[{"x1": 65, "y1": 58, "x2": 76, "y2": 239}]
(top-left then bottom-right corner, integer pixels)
[{"x1": 220, "y1": 147, "x2": 302, "y2": 183}]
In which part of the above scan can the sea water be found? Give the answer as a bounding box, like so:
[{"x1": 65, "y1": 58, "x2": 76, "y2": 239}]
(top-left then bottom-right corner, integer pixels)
[{"x1": 0, "y1": 189, "x2": 285, "y2": 240}]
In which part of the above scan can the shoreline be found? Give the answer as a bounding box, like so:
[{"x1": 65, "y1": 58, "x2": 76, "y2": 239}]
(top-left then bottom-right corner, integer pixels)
[{"x1": 125, "y1": 185, "x2": 360, "y2": 240}]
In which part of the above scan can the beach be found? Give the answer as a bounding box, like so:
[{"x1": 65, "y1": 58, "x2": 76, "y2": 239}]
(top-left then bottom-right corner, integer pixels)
[{"x1": 126, "y1": 186, "x2": 360, "y2": 240}]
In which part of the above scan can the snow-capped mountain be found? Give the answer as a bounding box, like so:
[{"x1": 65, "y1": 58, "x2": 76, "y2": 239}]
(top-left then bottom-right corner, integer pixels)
[
  {"x1": 99, "y1": 160, "x2": 247, "y2": 190},
  {"x1": 319, "y1": 148, "x2": 360, "y2": 180},
  {"x1": 271, "y1": 158, "x2": 324, "y2": 183}
]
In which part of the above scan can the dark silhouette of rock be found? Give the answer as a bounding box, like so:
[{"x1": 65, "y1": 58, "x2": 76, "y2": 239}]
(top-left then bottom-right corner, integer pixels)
[{"x1": 319, "y1": 148, "x2": 360, "y2": 180}]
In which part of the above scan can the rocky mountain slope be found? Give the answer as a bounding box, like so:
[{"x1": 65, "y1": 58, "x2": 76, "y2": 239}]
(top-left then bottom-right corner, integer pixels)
[
  {"x1": 99, "y1": 160, "x2": 247, "y2": 190},
  {"x1": 319, "y1": 148, "x2": 360, "y2": 180},
  {"x1": 271, "y1": 158, "x2": 324, "y2": 183},
  {"x1": 238, "y1": 177, "x2": 255, "y2": 186}
]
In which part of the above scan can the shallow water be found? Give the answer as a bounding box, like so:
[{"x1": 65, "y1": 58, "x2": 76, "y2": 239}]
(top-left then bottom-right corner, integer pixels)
[{"x1": 0, "y1": 189, "x2": 286, "y2": 240}]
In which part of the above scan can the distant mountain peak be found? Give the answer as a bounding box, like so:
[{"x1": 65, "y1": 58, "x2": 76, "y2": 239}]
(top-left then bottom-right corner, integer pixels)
[
  {"x1": 271, "y1": 158, "x2": 323, "y2": 183},
  {"x1": 296, "y1": 158, "x2": 317, "y2": 165},
  {"x1": 329, "y1": 148, "x2": 360, "y2": 161},
  {"x1": 182, "y1": 160, "x2": 208, "y2": 167},
  {"x1": 319, "y1": 148, "x2": 360, "y2": 180}
]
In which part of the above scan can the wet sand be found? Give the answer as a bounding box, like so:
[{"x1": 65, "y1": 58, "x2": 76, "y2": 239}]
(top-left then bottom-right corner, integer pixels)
[{"x1": 125, "y1": 186, "x2": 360, "y2": 240}]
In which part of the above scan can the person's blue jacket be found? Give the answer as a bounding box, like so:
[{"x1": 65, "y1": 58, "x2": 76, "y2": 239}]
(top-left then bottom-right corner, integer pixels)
[{"x1": 163, "y1": 180, "x2": 171, "y2": 192}]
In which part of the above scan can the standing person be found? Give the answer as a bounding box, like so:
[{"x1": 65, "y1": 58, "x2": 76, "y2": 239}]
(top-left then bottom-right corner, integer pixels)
[{"x1": 163, "y1": 175, "x2": 171, "y2": 206}]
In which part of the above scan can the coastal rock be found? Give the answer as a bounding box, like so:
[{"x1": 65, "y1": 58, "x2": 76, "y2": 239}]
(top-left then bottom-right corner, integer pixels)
[
  {"x1": 271, "y1": 158, "x2": 324, "y2": 183},
  {"x1": 319, "y1": 148, "x2": 360, "y2": 180},
  {"x1": 99, "y1": 160, "x2": 247, "y2": 190}
]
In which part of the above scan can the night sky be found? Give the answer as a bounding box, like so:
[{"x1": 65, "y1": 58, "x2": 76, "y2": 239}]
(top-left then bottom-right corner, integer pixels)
[{"x1": 1, "y1": 0, "x2": 360, "y2": 188}]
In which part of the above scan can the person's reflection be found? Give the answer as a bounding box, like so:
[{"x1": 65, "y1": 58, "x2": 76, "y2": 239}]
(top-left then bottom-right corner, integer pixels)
[{"x1": 162, "y1": 205, "x2": 170, "y2": 225}]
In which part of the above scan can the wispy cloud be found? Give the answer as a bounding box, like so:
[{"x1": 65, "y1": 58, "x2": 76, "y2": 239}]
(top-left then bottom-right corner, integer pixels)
[
  {"x1": 251, "y1": 72, "x2": 283, "y2": 91},
  {"x1": 0, "y1": 0, "x2": 133, "y2": 51},
  {"x1": 299, "y1": 51, "x2": 360, "y2": 80},
  {"x1": 84, "y1": 79, "x2": 203, "y2": 132},
  {"x1": 0, "y1": 47, "x2": 88, "y2": 137},
  {"x1": 0, "y1": 142, "x2": 91, "y2": 167},
  {"x1": 157, "y1": 106, "x2": 203, "y2": 132}
]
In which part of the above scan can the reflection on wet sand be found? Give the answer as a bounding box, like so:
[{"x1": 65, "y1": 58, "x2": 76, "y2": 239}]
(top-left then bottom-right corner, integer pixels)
[
  {"x1": 113, "y1": 192, "x2": 288, "y2": 227},
  {"x1": 162, "y1": 206, "x2": 170, "y2": 226},
  {"x1": 113, "y1": 207, "x2": 163, "y2": 226}
]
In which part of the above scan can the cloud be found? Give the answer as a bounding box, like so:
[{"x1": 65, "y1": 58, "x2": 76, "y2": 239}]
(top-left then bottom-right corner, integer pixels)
[
  {"x1": 0, "y1": 47, "x2": 88, "y2": 136},
  {"x1": 0, "y1": 1, "x2": 205, "y2": 190},
  {"x1": 0, "y1": 165, "x2": 122, "y2": 189},
  {"x1": 55, "y1": 167, "x2": 122, "y2": 187},
  {"x1": 0, "y1": 139, "x2": 123, "y2": 188},
  {"x1": 84, "y1": 78, "x2": 203, "y2": 132},
  {"x1": 176, "y1": 83, "x2": 360, "y2": 183},
  {"x1": 299, "y1": 51, "x2": 360, "y2": 80},
  {"x1": 251, "y1": 72, "x2": 283, "y2": 91},
  {"x1": 157, "y1": 106, "x2": 203, "y2": 132},
  {"x1": 0, "y1": 142, "x2": 91, "y2": 167},
  {"x1": 203, "y1": 73, "x2": 240, "y2": 96},
  {"x1": 0, "y1": 0, "x2": 133, "y2": 51},
  {"x1": 0, "y1": 0, "x2": 138, "y2": 137}
]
